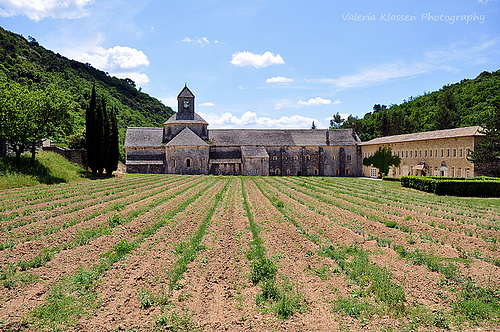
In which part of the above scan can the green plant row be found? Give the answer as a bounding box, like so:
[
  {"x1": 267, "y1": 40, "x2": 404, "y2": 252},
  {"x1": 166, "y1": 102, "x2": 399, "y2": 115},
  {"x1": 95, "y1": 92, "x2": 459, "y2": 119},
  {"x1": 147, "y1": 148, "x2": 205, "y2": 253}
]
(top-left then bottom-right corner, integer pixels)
[
  {"x1": 242, "y1": 179, "x2": 306, "y2": 320},
  {"x1": 168, "y1": 179, "x2": 231, "y2": 291},
  {"x1": 401, "y1": 176, "x2": 500, "y2": 197},
  {"x1": 25, "y1": 178, "x2": 217, "y2": 330}
]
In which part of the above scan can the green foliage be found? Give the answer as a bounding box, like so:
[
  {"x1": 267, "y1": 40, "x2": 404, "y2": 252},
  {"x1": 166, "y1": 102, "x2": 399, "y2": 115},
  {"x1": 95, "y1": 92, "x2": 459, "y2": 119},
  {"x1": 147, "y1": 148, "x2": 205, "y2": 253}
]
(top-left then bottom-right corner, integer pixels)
[
  {"x1": 250, "y1": 257, "x2": 278, "y2": 285},
  {"x1": 0, "y1": 27, "x2": 174, "y2": 160},
  {"x1": 155, "y1": 308, "x2": 201, "y2": 331},
  {"x1": 0, "y1": 151, "x2": 89, "y2": 189},
  {"x1": 363, "y1": 146, "x2": 401, "y2": 177},
  {"x1": 401, "y1": 176, "x2": 500, "y2": 197},
  {"x1": 350, "y1": 70, "x2": 500, "y2": 141}
]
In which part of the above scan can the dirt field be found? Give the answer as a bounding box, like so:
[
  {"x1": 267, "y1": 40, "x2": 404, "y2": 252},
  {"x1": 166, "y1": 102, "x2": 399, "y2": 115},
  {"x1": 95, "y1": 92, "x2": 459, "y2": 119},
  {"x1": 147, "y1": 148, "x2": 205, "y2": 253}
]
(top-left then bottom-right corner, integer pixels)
[{"x1": 0, "y1": 175, "x2": 499, "y2": 331}]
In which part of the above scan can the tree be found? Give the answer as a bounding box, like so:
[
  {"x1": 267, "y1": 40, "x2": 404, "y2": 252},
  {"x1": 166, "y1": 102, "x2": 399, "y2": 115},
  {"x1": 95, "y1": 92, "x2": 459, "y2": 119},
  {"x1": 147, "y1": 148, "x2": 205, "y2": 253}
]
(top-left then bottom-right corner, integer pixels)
[
  {"x1": 86, "y1": 85, "x2": 101, "y2": 176},
  {"x1": 311, "y1": 121, "x2": 317, "y2": 129},
  {"x1": 0, "y1": 80, "x2": 71, "y2": 167},
  {"x1": 468, "y1": 97, "x2": 500, "y2": 175},
  {"x1": 329, "y1": 112, "x2": 344, "y2": 129},
  {"x1": 363, "y1": 146, "x2": 401, "y2": 178},
  {"x1": 105, "y1": 106, "x2": 120, "y2": 174}
]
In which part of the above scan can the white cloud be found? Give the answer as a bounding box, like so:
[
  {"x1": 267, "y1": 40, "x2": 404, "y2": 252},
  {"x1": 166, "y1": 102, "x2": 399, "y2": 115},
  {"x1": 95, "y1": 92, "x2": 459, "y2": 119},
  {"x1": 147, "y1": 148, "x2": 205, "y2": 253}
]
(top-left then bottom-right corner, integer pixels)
[
  {"x1": 77, "y1": 45, "x2": 150, "y2": 85},
  {"x1": 266, "y1": 76, "x2": 294, "y2": 83},
  {"x1": 325, "y1": 113, "x2": 350, "y2": 122},
  {"x1": 182, "y1": 37, "x2": 215, "y2": 45},
  {"x1": 160, "y1": 96, "x2": 177, "y2": 108},
  {"x1": 0, "y1": 0, "x2": 93, "y2": 21},
  {"x1": 231, "y1": 51, "x2": 285, "y2": 68},
  {"x1": 297, "y1": 97, "x2": 339, "y2": 106},
  {"x1": 198, "y1": 111, "x2": 325, "y2": 129},
  {"x1": 307, "y1": 39, "x2": 498, "y2": 90},
  {"x1": 199, "y1": 102, "x2": 215, "y2": 107}
]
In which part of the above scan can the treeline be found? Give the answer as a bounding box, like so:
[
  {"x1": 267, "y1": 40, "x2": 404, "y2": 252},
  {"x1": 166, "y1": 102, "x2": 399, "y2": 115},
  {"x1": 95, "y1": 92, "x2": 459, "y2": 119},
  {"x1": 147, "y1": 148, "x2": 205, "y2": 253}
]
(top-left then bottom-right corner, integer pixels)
[
  {"x1": 0, "y1": 26, "x2": 174, "y2": 159},
  {"x1": 332, "y1": 69, "x2": 500, "y2": 141}
]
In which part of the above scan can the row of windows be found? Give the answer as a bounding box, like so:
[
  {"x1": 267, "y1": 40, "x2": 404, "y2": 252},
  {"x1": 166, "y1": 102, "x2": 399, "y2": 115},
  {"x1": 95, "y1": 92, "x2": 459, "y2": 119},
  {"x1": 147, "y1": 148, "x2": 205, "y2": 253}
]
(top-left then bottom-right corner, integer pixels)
[
  {"x1": 272, "y1": 154, "x2": 352, "y2": 161},
  {"x1": 393, "y1": 166, "x2": 471, "y2": 177},
  {"x1": 364, "y1": 148, "x2": 470, "y2": 159}
]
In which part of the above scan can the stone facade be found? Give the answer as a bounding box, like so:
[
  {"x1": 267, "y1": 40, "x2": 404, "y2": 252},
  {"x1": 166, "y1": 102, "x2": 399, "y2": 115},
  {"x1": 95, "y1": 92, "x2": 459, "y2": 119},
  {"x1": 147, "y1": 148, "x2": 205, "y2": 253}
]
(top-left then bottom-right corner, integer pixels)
[
  {"x1": 124, "y1": 86, "x2": 363, "y2": 176},
  {"x1": 361, "y1": 126, "x2": 486, "y2": 177}
]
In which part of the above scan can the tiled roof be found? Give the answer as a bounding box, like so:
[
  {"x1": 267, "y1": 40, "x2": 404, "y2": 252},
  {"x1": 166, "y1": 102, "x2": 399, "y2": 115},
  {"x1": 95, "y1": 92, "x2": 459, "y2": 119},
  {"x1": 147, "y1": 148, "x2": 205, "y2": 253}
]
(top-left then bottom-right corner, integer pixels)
[
  {"x1": 209, "y1": 129, "x2": 359, "y2": 147},
  {"x1": 362, "y1": 126, "x2": 484, "y2": 146},
  {"x1": 241, "y1": 145, "x2": 269, "y2": 159},
  {"x1": 166, "y1": 127, "x2": 208, "y2": 146},
  {"x1": 124, "y1": 127, "x2": 163, "y2": 147},
  {"x1": 163, "y1": 112, "x2": 208, "y2": 125}
]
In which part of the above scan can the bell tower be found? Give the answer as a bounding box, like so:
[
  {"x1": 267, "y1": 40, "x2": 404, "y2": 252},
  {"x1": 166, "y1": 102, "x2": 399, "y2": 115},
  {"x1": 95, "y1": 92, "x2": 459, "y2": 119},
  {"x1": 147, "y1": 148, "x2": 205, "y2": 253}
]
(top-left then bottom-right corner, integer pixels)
[{"x1": 177, "y1": 85, "x2": 195, "y2": 120}]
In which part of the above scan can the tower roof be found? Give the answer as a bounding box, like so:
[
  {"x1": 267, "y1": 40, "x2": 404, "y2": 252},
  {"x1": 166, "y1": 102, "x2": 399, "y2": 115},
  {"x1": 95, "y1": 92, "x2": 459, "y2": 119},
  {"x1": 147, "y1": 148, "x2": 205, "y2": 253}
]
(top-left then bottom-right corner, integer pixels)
[{"x1": 177, "y1": 85, "x2": 195, "y2": 98}]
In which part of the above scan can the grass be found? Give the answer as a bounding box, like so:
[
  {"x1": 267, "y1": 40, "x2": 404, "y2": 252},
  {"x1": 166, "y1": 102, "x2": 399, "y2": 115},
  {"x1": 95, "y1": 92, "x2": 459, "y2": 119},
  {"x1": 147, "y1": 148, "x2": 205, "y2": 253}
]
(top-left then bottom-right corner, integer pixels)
[{"x1": 0, "y1": 151, "x2": 89, "y2": 189}]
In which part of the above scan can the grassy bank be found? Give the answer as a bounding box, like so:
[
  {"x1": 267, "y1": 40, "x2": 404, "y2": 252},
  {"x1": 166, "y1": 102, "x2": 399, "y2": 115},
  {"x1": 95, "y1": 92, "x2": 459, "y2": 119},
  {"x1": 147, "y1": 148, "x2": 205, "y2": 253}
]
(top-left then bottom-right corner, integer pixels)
[{"x1": 0, "y1": 151, "x2": 89, "y2": 189}]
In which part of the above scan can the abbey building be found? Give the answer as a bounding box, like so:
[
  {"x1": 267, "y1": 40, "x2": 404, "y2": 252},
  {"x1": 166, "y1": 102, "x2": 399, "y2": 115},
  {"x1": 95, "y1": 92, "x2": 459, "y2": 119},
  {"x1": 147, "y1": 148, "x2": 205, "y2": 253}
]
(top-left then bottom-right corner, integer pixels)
[{"x1": 124, "y1": 86, "x2": 363, "y2": 176}]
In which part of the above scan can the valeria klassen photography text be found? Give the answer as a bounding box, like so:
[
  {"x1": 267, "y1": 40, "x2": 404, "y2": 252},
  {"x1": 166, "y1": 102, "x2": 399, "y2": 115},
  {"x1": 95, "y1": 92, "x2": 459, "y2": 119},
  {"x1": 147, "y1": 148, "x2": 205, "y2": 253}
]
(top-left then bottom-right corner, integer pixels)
[{"x1": 342, "y1": 12, "x2": 486, "y2": 24}]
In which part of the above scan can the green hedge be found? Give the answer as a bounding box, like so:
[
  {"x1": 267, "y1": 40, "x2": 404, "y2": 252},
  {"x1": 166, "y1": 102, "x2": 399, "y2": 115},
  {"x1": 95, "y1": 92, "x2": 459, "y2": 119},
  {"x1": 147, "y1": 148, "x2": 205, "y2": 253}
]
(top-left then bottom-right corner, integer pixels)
[{"x1": 400, "y1": 176, "x2": 500, "y2": 197}]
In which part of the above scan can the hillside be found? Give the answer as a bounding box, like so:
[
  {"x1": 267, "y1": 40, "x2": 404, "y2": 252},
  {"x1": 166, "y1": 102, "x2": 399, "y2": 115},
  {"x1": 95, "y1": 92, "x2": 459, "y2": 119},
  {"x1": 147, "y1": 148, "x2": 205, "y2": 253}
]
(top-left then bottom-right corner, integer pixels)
[
  {"x1": 343, "y1": 69, "x2": 500, "y2": 141},
  {"x1": 0, "y1": 26, "x2": 174, "y2": 155}
]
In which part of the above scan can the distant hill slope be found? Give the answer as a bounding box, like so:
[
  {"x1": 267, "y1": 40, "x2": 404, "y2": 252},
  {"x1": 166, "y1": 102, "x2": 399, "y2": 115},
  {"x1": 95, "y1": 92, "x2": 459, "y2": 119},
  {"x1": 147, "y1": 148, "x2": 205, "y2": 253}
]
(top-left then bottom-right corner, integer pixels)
[
  {"x1": 0, "y1": 26, "x2": 174, "y2": 154},
  {"x1": 345, "y1": 69, "x2": 500, "y2": 141}
]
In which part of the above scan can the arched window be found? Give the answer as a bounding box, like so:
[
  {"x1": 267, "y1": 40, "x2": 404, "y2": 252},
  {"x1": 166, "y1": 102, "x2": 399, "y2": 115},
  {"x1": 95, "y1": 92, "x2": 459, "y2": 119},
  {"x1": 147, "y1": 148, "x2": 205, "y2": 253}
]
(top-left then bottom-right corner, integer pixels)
[
  {"x1": 333, "y1": 154, "x2": 336, "y2": 160},
  {"x1": 171, "y1": 158, "x2": 176, "y2": 168},
  {"x1": 273, "y1": 155, "x2": 277, "y2": 161},
  {"x1": 294, "y1": 155, "x2": 299, "y2": 160},
  {"x1": 186, "y1": 158, "x2": 191, "y2": 168},
  {"x1": 286, "y1": 169, "x2": 291, "y2": 175},
  {"x1": 306, "y1": 154, "x2": 311, "y2": 161},
  {"x1": 314, "y1": 169, "x2": 318, "y2": 175},
  {"x1": 275, "y1": 168, "x2": 280, "y2": 175}
]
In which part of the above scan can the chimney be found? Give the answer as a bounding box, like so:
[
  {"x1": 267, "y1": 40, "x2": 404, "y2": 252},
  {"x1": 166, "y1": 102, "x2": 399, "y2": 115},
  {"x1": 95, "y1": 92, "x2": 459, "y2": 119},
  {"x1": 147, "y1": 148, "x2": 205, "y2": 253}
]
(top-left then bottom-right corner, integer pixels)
[{"x1": 326, "y1": 130, "x2": 330, "y2": 146}]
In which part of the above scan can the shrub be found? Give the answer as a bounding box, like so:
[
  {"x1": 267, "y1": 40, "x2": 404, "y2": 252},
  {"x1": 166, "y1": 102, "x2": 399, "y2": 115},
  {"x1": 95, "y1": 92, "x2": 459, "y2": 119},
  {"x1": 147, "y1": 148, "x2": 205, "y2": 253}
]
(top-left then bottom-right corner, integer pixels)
[{"x1": 400, "y1": 176, "x2": 500, "y2": 197}]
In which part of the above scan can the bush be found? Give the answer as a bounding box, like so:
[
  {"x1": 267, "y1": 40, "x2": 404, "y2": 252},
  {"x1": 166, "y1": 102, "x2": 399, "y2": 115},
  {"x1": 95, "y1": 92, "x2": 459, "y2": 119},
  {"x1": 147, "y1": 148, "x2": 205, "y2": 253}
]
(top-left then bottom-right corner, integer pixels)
[{"x1": 400, "y1": 176, "x2": 500, "y2": 197}]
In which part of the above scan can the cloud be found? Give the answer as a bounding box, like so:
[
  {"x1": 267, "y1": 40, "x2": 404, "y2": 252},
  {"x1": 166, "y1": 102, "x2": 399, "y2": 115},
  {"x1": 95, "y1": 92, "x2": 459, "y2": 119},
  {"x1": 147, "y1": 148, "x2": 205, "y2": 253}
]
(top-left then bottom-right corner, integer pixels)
[
  {"x1": 266, "y1": 76, "x2": 294, "y2": 83},
  {"x1": 231, "y1": 51, "x2": 284, "y2": 68},
  {"x1": 307, "y1": 39, "x2": 498, "y2": 90},
  {"x1": 325, "y1": 113, "x2": 350, "y2": 122},
  {"x1": 182, "y1": 36, "x2": 215, "y2": 45},
  {"x1": 198, "y1": 111, "x2": 325, "y2": 129},
  {"x1": 77, "y1": 45, "x2": 150, "y2": 85},
  {"x1": 0, "y1": 0, "x2": 93, "y2": 21},
  {"x1": 297, "y1": 97, "x2": 340, "y2": 106},
  {"x1": 199, "y1": 102, "x2": 215, "y2": 107}
]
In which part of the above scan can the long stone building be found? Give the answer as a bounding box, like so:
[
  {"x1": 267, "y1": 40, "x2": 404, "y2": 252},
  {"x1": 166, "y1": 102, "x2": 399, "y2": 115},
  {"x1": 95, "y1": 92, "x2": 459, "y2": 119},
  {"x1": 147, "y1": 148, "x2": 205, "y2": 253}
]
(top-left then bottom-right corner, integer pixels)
[
  {"x1": 125, "y1": 86, "x2": 363, "y2": 176},
  {"x1": 361, "y1": 126, "x2": 486, "y2": 177},
  {"x1": 125, "y1": 85, "x2": 492, "y2": 177}
]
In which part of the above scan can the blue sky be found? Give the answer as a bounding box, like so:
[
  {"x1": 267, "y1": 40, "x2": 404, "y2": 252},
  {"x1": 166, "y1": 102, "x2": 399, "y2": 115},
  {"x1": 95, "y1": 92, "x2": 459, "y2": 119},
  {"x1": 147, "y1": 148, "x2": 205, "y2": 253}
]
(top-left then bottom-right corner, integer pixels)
[{"x1": 1, "y1": 0, "x2": 499, "y2": 129}]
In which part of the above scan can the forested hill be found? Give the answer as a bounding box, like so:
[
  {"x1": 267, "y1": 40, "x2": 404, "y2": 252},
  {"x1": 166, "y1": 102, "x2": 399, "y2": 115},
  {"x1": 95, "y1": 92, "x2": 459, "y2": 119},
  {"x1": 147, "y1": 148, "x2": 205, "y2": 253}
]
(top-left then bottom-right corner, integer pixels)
[
  {"x1": 0, "y1": 26, "x2": 174, "y2": 147},
  {"x1": 346, "y1": 69, "x2": 500, "y2": 141}
]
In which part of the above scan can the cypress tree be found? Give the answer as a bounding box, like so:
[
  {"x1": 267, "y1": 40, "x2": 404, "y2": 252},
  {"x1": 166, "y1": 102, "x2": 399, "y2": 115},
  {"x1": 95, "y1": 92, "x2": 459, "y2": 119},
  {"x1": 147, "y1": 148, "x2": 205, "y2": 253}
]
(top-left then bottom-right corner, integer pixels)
[
  {"x1": 106, "y1": 106, "x2": 120, "y2": 175},
  {"x1": 95, "y1": 98, "x2": 105, "y2": 174},
  {"x1": 86, "y1": 85, "x2": 98, "y2": 176}
]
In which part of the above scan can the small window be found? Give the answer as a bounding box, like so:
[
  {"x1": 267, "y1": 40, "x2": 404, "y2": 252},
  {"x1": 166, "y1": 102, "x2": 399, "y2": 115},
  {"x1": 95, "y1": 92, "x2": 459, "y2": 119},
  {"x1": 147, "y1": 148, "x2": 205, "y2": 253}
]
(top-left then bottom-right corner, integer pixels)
[
  {"x1": 171, "y1": 158, "x2": 176, "y2": 168},
  {"x1": 410, "y1": 151, "x2": 413, "y2": 158},
  {"x1": 333, "y1": 154, "x2": 336, "y2": 160},
  {"x1": 306, "y1": 154, "x2": 311, "y2": 161},
  {"x1": 406, "y1": 151, "x2": 408, "y2": 158},
  {"x1": 336, "y1": 169, "x2": 339, "y2": 176},
  {"x1": 419, "y1": 150, "x2": 422, "y2": 158},
  {"x1": 441, "y1": 149, "x2": 444, "y2": 157},
  {"x1": 458, "y1": 168, "x2": 462, "y2": 177},
  {"x1": 273, "y1": 155, "x2": 277, "y2": 161},
  {"x1": 286, "y1": 169, "x2": 291, "y2": 175},
  {"x1": 430, "y1": 150, "x2": 432, "y2": 157},
  {"x1": 447, "y1": 149, "x2": 450, "y2": 157},
  {"x1": 453, "y1": 149, "x2": 456, "y2": 157},
  {"x1": 186, "y1": 158, "x2": 191, "y2": 168},
  {"x1": 347, "y1": 155, "x2": 351, "y2": 161},
  {"x1": 275, "y1": 168, "x2": 280, "y2": 175},
  {"x1": 460, "y1": 149, "x2": 463, "y2": 157},
  {"x1": 346, "y1": 168, "x2": 350, "y2": 176},
  {"x1": 294, "y1": 155, "x2": 299, "y2": 160},
  {"x1": 466, "y1": 168, "x2": 470, "y2": 177},
  {"x1": 314, "y1": 169, "x2": 318, "y2": 175},
  {"x1": 424, "y1": 150, "x2": 427, "y2": 158}
]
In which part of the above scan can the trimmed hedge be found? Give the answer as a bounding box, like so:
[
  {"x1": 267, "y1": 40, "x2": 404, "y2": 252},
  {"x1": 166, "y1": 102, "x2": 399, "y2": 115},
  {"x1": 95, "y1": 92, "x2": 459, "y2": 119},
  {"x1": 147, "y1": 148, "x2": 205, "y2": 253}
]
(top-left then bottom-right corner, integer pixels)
[{"x1": 400, "y1": 176, "x2": 500, "y2": 197}]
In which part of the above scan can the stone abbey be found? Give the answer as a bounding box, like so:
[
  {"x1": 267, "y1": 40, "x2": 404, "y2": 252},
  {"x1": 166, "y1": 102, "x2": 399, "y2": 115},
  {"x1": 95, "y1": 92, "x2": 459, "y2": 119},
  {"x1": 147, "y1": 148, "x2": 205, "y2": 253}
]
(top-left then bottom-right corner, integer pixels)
[
  {"x1": 124, "y1": 86, "x2": 363, "y2": 176},
  {"x1": 125, "y1": 86, "x2": 486, "y2": 177}
]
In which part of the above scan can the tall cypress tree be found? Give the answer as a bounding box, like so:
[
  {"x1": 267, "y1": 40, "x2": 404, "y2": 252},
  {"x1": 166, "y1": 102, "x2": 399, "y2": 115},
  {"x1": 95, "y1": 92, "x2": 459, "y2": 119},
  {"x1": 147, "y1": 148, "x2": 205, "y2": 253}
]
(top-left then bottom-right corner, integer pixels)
[
  {"x1": 95, "y1": 98, "x2": 105, "y2": 174},
  {"x1": 86, "y1": 85, "x2": 98, "y2": 176},
  {"x1": 106, "y1": 106, "x2": 120, "y2": 175}
]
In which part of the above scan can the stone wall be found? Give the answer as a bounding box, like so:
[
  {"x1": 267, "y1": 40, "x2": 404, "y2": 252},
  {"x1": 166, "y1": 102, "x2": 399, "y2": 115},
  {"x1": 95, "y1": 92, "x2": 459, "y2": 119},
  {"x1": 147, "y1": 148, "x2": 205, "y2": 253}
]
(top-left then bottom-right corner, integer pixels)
[{"x1": 165, "y1": 145, "x2": 209, "y2": 174}]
